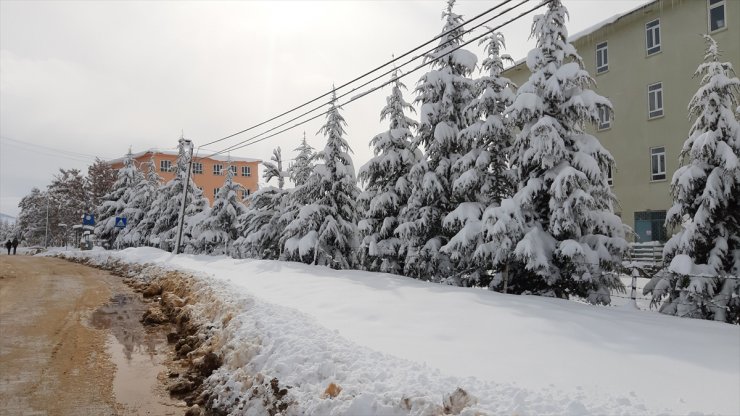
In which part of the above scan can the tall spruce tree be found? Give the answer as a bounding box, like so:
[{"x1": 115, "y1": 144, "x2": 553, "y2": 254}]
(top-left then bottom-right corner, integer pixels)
[
  {"x1": 396, "y1": 0, "x2": 476, "y2": 281},
  {"x1": 147, "y1": 137, "x2": 208, "y2": 251},
  {"x1": 95, "y1": 149, "x2": 142, "y2": 245},
  {"x1": 193, "y1": 161, "x2": 247, "y2": 254},
  {"x1": 289, "y1": 133, "x2": 315, "y2": 188},
  {"x1": 442, "y1": 30, "x2": 516, "y2": 286},
  {"x1": 281, "y1": 91, "x2": 360, "y2": 269},
  {"x1": 358, "y1": 69, "x2": 420, "y2": 273},
  {"x1": 87, "y1": 158, "x2": 117, "y2": 208},
  {"x1": 118, "y1": 156, "x2": 161, "y2": 247},
  {"x1": 644, "y1": 35, "x2": 740, "y2": 322},
  {"x1": 476, "y1": 0, "x2": 626, "y2": 302},
  {"x1": 235, "y1": 148, "x2": 288, "y2": 259}
]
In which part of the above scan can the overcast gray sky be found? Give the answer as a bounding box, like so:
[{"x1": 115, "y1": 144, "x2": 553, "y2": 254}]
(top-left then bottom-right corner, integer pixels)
[{"x1": 1, "y1": 0, "x2": 648, "y2": 218}]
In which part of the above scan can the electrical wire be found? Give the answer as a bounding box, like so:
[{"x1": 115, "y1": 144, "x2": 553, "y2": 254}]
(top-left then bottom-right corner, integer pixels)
[
  {"x1": 203, "y1": 0, "x2": 549, "y2": 159},
  {"x1": 200, "y1": 0, "x2": 524, "y2": 149}
]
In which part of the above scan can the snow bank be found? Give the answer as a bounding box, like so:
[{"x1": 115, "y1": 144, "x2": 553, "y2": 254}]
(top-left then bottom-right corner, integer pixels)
[{"x1": 54, "y1": 248, "x2": 740, "y2": 415}]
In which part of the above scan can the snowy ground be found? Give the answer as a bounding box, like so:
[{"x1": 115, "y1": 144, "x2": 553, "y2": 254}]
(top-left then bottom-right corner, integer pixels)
[{"x1": 52, "y1": 247, "x2": 739, "y2": 415}]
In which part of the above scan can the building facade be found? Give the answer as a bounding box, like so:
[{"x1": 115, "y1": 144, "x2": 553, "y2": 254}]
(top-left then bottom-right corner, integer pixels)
[
  {"x1": 109, "y1": 149, "x2": 261, "y2": 205},
  {"x1": 504, "y1": 0, "x2": 739, "y2": 242}
]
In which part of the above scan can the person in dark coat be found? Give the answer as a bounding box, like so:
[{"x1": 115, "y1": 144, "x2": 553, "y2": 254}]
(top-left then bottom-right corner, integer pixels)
[
  {"x1": 11, "y1": 237, "x2": 18, "y2": 255},
  {"x1": 5, "y1": 240, "x2": 10, "y2": 255}
]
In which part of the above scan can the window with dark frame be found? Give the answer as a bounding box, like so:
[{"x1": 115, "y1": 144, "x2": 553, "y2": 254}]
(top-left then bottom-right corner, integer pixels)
[
  {"x1": 213, "y1": 188, "x2": 219, "y2": 198},
  {"x1": 213, "y1": 164, "x2": 223, "y2": 176},
  {"x1": 651, "y1": 147, "x2": 666, "y2": 181},
  {"x1": 242, "y1": 166, "x2": 251, "y2": 177},
  {"x1": 596, "y1": 42, "x2": 608, "y2": 73},
  {"x1": 607, "y1": 163, "x2": 614, "y2": 186},
  {"x1": 241, "y1": 189, "x2": 250, "y2": 199},
  {"x1": 646, "y1": 19, "x2": 661, "y2": 55},
  {"x1": 648, "y1": 82, "x2": 664, "y2": 119},
  {"x1": 598, "y1": 105, "x2": 611, "y2": 130},
  {"x1": 192, "y1": 162, "x2": 203, "y2": 174},
  {"x1": 229, "y1": 165, "x2": 237, "y2": 175},
  {"x1": 709, "y1": 0, "x2": 726, "y2": 32},
  {"x1": 160, "y1": 160, "x2": 171, "y2": 172}
]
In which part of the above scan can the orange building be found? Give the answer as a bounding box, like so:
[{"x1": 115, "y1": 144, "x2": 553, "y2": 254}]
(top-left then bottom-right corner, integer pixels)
[{"x1": 109, "y1": 149, "x2": 261, "y2": 205}]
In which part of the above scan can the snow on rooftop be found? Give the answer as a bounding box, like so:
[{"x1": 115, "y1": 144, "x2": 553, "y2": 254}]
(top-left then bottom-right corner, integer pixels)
[{"x1": 107, "y1": 148, "x2": 261, "y2": 165}]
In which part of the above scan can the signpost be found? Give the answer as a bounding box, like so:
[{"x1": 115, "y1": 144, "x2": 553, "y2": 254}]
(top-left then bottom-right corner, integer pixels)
[{"x1": 114, "y1": 217, "x2": 127, "y2": 228}]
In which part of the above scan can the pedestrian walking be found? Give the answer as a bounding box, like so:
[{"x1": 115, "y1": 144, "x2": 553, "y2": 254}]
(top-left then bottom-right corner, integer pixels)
[
  {"x1": 11, "y1": 237, "x2": 18, "y2": 255},
  {"x1": 5, "y1": 240, "x2": 11, "y2": 255}
]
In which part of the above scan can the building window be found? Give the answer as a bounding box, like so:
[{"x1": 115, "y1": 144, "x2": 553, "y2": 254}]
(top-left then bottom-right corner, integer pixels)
[
  {"x1": 242, "y1": 166, "x2": 251, "y2": 177},
  {"x1": 213, "y1": 164, "x2": 223, "y2": 176},
  {"x1": 708, "y1": 0, "x2": 726, "y2": 32},
  {"x1": 598, "y1": 105, "x2": 611, "y2": 130},
  {"x1": 596, "y1": 42, "x2": 608, "y2": 73},
  {"x1": 651, "y1": 146, "x2": 666, "y2": 181},
  {"x1": 213, "y1": 188, "x2": 219, "y2": 198},
  {"x1": 648, "y1": 82, "x2": 663, "y2": 119},
  {"x1": 160, "y1": 160, "x2": 171, "y2": 172},
  {"x1": 192, "y1": 162, "x2": 203, "y2": 175},
  {"x1": 646, "y1": 19, "x2": 661, "y2": 55},
  {"x1": 241, "y1": 189, "x2": 250, "y2": 199},
  {"x1": 607, "y1": 163, "x2": 614, "y2": 186},
  {"x1": 229, "y1": 165, "x2": 237, "y2": 176}
]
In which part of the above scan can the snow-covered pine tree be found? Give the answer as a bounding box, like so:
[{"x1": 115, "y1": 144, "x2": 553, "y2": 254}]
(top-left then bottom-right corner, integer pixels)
[
  {"x1": 396, "y1": 0, "x2": 476, "y2": 281},
  {"x1": 644, "y1": 35, "x2": 740, "y2": 322},
  {"x1": 16, "y1": 187, "x2": 49, "y2": 246},
  {"x1": 148, "y1": 137, "x2": 208, "y2": 251},
  {"x1": 87, "y1": 158, "x2": 117, "y2": 208},
  {"x1": 441, "y1": 30, "x2": 516, "y2": 286},
  {"x1": 192, "y1": 161, "x2": 247, "y2": 255},
  {"x1": 48, "y1": 168, "x2": 90, "y2": 244},
  {"x1": 357, "y1": 69, "x2": 420, "y2": 273},
  {"x1": 281, "y1": 91, "x2": 360, "y2": 269},
  {"x1": 476, "y1": 0, "x2": 626, "y2": 302},
  {"x1": 234, "y1": 148, "x2": 288, "y2": 259},
  {"x1": 289, "y1": 133, "x2": 315, "y2": 187},
  {"x1": 95, "y1": 149, "x2": 143, "y2": 246},
  {"x1": 117, "y1": 156, "x2": 161, "y2": 247}
]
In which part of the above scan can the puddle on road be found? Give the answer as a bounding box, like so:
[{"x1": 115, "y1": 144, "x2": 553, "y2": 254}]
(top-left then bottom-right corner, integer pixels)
[{"x1": 90, "y1": 294, "x2": 185, "y2": 415}]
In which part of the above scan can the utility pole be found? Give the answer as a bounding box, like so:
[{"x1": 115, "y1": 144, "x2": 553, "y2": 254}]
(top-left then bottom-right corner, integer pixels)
[
  {"x1": 44, "y1": 193, "x2": 50, "y2": 248},
  {"x1": 174, "y1": 138, "x2": 194, "y2": 254}
]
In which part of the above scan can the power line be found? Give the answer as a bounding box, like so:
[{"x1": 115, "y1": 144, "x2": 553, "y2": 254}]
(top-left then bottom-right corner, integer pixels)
[
  {"x1": 0, "y1": 136, "x2": 112, "y2": 161},
  {"x1": 200, "y1": 0, "x2": 525, "y2": 149},
  {"x1": 1, "y1": 138, "x2": 98, "y2": 163},
  {"x1": 203, "y1": 0, "x2": 548, "y2": 159}
]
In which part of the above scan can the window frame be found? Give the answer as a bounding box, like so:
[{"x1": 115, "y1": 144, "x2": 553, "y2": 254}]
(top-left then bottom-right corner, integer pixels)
[
  {"x1": 645, "y1": 19, "x2": 661, "y2": 56},
  {"x1": 607, "y1": 163, "x2": 614, "y2": 186},
  {"x1": 241, "y1": 188, "x2": 250, "y2": 199},
  {"x1": 213, "y1": 164, "x2": 223, "y2": 176},
  {"x1": 160, "y1": 160, "x2": 171, "y2": 172},
  {"x1": 708, "y1": 0, "x2": 727, "y2": 32},
  {"x1": 648, "y1": 82, "x2": 664, "y2": 119},
  {"x1": 596, "y1": 41, "x2": 608, "y2": 74},
  {"x1": 650, "y1": 146, "x2": 666, "y2": 181},
  {"x1": 229, "y1": 165, "x2": 237, "y2": 176},
  {"x1": 241, "y1": 166, "x2": 251, "y2": 177},
  {"x1": 213, "y1": 188, "x2": 219, "y2": 198},
  {"x1": 598, "y1": 105, "x2": 611, "y2": 130},
  {"x1": 192, "y1": 162, "x2": 203, "y2": 175}
]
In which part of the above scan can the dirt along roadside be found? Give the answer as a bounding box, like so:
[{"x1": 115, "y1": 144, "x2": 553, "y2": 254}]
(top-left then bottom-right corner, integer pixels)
[{"x1": 0, "y1": 255, "x2": 186, "y2": 416}]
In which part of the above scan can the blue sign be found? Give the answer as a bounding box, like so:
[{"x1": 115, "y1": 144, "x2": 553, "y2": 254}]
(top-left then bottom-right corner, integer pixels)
[
  {"x1": 114, "y1": 217, "x2": 127, "y2": 228},
  {"x1": 82, "y1": 214, "x2": 95, "y2": 225}
]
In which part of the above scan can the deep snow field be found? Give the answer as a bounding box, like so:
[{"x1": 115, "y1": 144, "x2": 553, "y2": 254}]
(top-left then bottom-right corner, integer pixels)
[{"x1": 51, "y1": 247, "x2": 739, "y2": 415}]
